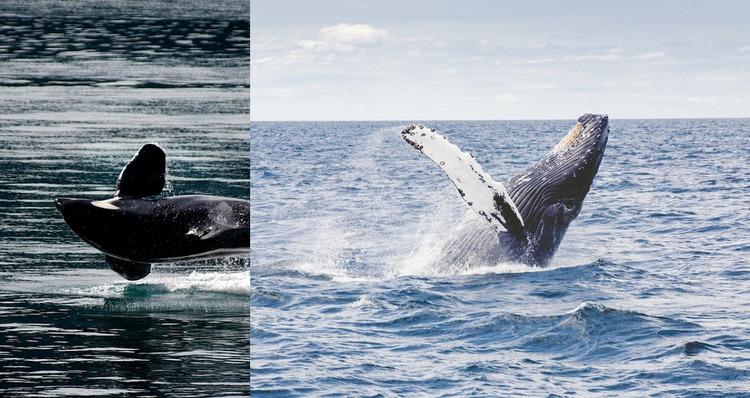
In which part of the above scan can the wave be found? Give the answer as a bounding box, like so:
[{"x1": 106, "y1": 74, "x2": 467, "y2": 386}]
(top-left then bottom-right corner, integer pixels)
[
  {"x1": 458, "y1": 301, "x2": 705, "y2": 364},
  {"x1": 272, "y1": 255, "x2": 612, "y2": 285}
]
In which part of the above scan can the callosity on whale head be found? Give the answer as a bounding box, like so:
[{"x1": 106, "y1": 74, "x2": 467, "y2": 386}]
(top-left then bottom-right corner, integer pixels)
[
  {"x1": 54, "y1": 143, "x2": 250, "y2": 281},
  {"x1": 401, "y1": 113, "x2": 609, "y2": 269}
]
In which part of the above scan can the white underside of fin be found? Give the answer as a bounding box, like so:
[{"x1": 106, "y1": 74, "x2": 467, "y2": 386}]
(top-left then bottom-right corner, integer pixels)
[
  {"x1": 401, "y1": 125, "x2": 525, "y2": 234},
  {"x1": 91, "y1": 200, "x2": 119, "y2": 210}
]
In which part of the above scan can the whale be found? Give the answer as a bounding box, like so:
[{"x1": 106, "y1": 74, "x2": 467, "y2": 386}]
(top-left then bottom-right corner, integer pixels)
[
  {"x1": 54, "y1": 143, "x2": 249, "y2": 280},
  {"x1": 401, "y1": 113, "x2": 609, "y2": 269}
]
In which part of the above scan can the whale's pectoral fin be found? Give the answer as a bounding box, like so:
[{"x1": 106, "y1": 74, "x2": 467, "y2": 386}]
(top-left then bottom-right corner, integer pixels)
[
  {"x1": 401, "y1": 125, "x2": 526, "y2": 237},
  {"x1": 105, "y1": 255, "x2": 152, "y2": 281},
  {"x1": 115, "y1": 143, "x2": 165, "y2": 198}
]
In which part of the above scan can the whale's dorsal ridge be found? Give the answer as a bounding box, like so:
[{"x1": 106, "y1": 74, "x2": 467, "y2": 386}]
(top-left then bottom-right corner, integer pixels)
[
  {"x1": 401, "y1": 124, "x2": 525, "y2": 237},
  {"x1": 115, "y1": 143, "x2": 165, "y2": 198}
]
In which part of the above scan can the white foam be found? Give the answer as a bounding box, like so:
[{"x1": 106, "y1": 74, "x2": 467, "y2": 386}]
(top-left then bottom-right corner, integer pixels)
[
  {"x1": 142, "y1": 270, "x2": 250, "y2": 295},
  {"x1": 349, "y1": 294, "x2": 397, "y2": 310},
  {"x1": 457, "y1": 262, "x2": 540, "y2": 275},
  {"x1": 37, "y1": 387, "x2": 136, "y2": 397},
  {"x1": 349, "y1": 295, "x2": 375, "y2": 308},
  {"x1": 65, "y1": 282, "x2": 126, "y2": 298}
]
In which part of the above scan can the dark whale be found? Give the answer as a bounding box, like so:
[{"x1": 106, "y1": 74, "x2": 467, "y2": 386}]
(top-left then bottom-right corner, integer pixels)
[
  {"x1": 54, "y1": 143, "x2": 249, "y2": 280},
  {"x1": 401, "y1": 113, "x2": 609, "y2": 269}
]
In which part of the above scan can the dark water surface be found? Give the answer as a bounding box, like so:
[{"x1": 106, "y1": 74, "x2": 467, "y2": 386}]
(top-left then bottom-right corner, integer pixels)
[
  {"x1": 251, "y1": 119, "x2": 750, "y2": 397},
  {"x1": 1, "y1": 1, "x2": 249, "y2": 396}
]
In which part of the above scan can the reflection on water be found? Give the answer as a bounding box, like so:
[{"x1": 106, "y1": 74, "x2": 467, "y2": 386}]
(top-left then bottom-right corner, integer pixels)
[
  {"x1": 0, "y1": 17, "x2": 249, "y2": 62},
  {"x1": 1, "y1": 290, "x2": 249, "y2": 397}
]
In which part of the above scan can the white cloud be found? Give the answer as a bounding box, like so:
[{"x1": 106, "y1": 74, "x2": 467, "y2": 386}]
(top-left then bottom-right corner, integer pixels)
[
  {"x1": 250, "y1": 56, "x2": 273, "y2": 65},
  {"x1": 318, "y1": 23, "x2": 388, "y2": 45},
  {"x1": 295, "y1": 39, "x2": 356, "y2": 52},
  {"x1": 572, "y1": 46, "x2": 622, "y2": 62},
  {"x1": 573, "y1": 54, "x2": 620, "y2": 62},
  {"x1": 496, "y1": 93, "x2": 520, "y2": 102},
  {"x1": 633, "y1": 52, "x2": 666, "y2": 60},
  {"x1": 524, "y1": 83, "x2": 557, "y2": 90},
  {"x1": 710, "y1": 75, "x2": 745, "y2": 82},
  {"x1": 629, "y1": 94, "x2": 680, "y2": 101},
  {"x1": 520, "y1": 58, "x2": 558, "y2": 65},
  {"x1": 293, "y1": 23, "x2": 389, "y2": 53},
  {"x1": 686, "y1": 96, "x2": 720, "y2": 104}
]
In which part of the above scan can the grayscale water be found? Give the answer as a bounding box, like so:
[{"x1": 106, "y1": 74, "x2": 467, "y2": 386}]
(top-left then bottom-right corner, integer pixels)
[{"x1": 0, "y1": 1, "x2": 249, "y2": 396}]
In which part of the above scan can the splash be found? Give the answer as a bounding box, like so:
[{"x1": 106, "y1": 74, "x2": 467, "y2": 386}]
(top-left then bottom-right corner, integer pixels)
[
  {"x1": 456, "y1": 262, "x2": 540, "y2": 276},
  {"x1": 287, "y1": 206, "x2": 541, "y2": 280},
  {"x1": 141, "y1": 270, "x2": 250, "y2": 295},
  {"x1": 46, "y1": 261, "x2": 250, "y2": 308},
  {"x1": 267, "y1": 124, "x2": 548, "y2": 281}
]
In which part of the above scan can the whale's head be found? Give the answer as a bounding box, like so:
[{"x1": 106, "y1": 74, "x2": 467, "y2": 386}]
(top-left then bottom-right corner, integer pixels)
[
  {"x1": 544, "y1": 113, "x2": 609, "y2": 205},
  {"x1": 54, "y1": 198, "x2": 118, "y2": 252},
  {"x1": 506, "y1": 113, "x2": 609, "y2": 264}
]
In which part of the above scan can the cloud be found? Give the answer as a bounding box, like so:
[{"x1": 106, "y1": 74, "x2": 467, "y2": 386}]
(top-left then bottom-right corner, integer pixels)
[
  {"x1": 633, "y1": 52, "x2": 666, "y2": 60},
  {"x1": 709, "y1": 75, "x2": 745, "y2": 82},
  {"x1": 572, "y1": 46, "x2": 622, "y2": 62},
  {"x1": 686, "y1": 96, "x2": 719, "y2": 104},
  {"x1": 250, "y1": 56, "x2": 273, "y2": 65},
  {"x1": 496, "y1": 93, "x2": 520, "y2": 102},
  {"x1": 520, "y1": 58, "x2": 558, "y2": 65},
  {"x1": 573, "y1": 54, "x2": 620, "y2": 62},
  {"x1": 318, "y1": 23, "x2": 388, "y2": 45},
  {"x1": 293, "y1": 23, "x2": 389, "y2": 53},
  {"x1": 296, "y1": 39, "x2": 356, "y2": 53}
]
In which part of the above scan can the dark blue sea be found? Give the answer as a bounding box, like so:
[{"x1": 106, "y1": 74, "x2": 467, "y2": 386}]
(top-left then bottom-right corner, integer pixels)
[
  {"x1": 251, "y1": 118, "x2": 750, "y2": 396},
  {"x1": 0, "y1": 1, "x2": 249, "y2": 397}
]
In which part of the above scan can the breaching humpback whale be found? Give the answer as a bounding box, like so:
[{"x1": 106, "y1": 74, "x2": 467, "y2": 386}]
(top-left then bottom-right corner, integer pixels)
[
  {"x1": 402, "y1": 113, "x2": 609, "y2": 269},
  {"x1": 54, "y1": 143, "x2": 249, "y2": 280}
]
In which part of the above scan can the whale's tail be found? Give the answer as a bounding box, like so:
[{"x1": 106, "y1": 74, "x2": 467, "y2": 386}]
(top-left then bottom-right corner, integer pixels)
[{"x1": 401, "y1": 114, "x2": 609, "y2": 266}]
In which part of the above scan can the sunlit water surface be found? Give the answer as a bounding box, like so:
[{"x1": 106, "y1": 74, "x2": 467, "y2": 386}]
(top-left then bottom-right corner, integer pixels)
[{"x1": 0, "y1": 1, "x2": 249, "y2": 396}]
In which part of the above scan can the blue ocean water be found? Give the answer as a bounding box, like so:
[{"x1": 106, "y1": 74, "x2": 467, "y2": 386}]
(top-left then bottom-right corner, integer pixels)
[
  {"x1": 251, "y1": 119, "x2": 750, "y2": 396},
  {"x1": 0, "y1": 1, "x2": 249, "y2": 396}
]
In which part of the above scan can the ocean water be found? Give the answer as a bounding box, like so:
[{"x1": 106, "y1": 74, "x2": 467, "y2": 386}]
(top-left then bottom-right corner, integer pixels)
[
  {"x1": 250, "y1": 119, "x2": 750, "y2": 396},
  {"x1": 0, "y1": 1, "x2": 249, "y2": 397}
]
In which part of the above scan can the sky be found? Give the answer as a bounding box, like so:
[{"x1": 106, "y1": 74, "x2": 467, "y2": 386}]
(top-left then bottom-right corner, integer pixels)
[{"x1": 251, "y1": 0, "x2": 750, "y2": 120}]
